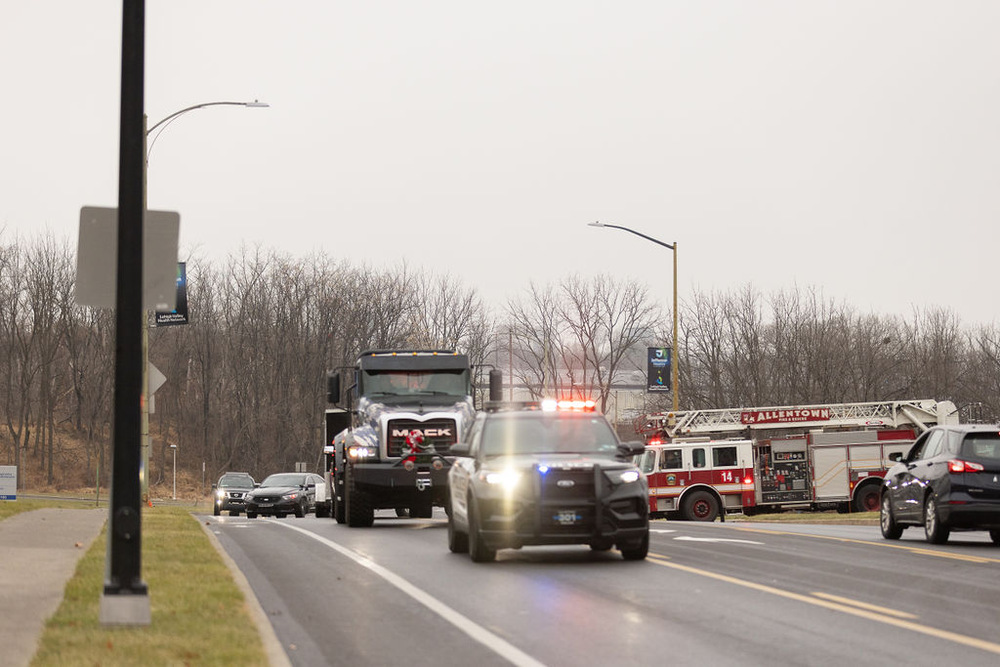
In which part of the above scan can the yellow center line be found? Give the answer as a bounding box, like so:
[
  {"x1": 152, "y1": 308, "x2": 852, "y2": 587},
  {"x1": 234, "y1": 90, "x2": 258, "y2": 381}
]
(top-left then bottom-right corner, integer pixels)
[
  {"x1": 810, "y1": 592, "x2": 917, "y2": 619},
  {"x1": 647, "y1": 554, "x2": 1000, "y2": 656},
  {"x1": 728, "y1": 526, "x2": 998, "y2": 564}
]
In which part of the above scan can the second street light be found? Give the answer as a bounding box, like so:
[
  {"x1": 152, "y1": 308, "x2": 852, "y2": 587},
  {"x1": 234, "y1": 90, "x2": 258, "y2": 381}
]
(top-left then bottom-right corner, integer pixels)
[
  {"x1": 588, "y1": 221, "x2": 679, "y2": 411},
  {"x1": 141, "y1": 99, "x2": 269, "y2": 504}
]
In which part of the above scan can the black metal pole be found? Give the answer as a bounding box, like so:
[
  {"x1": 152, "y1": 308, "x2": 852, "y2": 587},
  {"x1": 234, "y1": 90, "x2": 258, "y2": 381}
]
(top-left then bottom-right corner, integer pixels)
[{"x1": 104, "y1": 0, "x2": 148, "y2": 607}]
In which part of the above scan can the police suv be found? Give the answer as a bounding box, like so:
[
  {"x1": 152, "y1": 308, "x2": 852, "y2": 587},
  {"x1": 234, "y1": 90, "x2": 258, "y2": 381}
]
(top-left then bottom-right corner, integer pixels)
[{"x1": 447, "y1": 400, "x2": 650, "y2": 562}]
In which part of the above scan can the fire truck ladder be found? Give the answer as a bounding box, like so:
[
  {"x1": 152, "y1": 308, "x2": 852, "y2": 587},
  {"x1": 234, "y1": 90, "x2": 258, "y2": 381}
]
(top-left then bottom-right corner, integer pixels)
[{"x1": 643, "y1": 399, "x2": 959, "y2": 440}]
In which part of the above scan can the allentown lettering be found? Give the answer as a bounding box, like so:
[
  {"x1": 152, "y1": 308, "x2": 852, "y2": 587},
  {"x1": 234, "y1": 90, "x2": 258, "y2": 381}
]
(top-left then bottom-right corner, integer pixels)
[{"x1": 740, "y1": 409, "x2": 831, "y2": 425}]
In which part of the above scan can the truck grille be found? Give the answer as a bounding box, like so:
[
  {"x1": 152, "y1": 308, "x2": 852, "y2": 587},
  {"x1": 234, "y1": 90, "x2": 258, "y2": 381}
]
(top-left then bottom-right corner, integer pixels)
[{"x1": 387, "y1": 418, "x2": 458, "y2": 457}]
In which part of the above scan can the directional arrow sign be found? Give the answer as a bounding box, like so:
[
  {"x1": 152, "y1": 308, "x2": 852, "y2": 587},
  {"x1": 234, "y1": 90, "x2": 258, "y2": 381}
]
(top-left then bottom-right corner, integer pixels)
[{"x1": 148, "y1": 363, "x2": 166, "y2": 396}]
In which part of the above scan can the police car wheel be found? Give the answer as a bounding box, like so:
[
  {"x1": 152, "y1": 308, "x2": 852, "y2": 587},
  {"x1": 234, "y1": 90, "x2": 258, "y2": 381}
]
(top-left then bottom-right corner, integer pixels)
[{"x1": 468, "y1": 496, "x2": 496, "y2": 563}]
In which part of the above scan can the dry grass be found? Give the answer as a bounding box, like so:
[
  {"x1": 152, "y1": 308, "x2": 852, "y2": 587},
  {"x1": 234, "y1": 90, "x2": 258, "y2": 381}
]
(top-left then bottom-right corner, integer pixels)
[{"x1": 27, "y1": 504, "x2": 268, "y2": 667}]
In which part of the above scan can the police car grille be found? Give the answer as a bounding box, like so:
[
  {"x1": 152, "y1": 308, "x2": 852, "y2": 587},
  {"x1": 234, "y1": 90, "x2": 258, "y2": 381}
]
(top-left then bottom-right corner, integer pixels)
[
  {"x1": 387, "y1": 418, "x2": 458, "y2": 457},
  {"x1": 539, "y1": 468, "x2": 597, "y2": 501}
]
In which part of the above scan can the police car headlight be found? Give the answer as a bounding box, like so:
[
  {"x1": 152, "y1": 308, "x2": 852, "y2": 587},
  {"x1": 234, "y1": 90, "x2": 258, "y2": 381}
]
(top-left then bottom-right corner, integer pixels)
[
  {"x1": 282, "y1": 492, "x2": 300, "y2": 500},
  {"x1": 614, "y1": 470, "x2": 641, "y2": 484},
  {"x1": 481, "y1": 469, "x2": 521, "y2": 489}
]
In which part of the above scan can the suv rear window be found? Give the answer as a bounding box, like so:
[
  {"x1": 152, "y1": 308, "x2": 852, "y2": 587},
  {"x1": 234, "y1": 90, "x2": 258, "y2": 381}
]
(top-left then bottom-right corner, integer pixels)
[{"x1": 960, "y1": 433, "x2": 1000, "y2": 461}]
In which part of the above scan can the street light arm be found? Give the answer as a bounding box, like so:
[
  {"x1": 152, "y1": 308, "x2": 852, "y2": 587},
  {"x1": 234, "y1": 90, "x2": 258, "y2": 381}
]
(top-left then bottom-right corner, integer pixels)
[
  {"x1": 589, "y1": 221, "x2": 674, "y2": 250},
  {"x1": 147, "y1": 100, "x2": 269, "y2": 134}
]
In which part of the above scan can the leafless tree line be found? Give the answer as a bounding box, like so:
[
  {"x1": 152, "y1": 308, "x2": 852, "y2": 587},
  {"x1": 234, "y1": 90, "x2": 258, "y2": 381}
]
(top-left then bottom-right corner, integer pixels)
[{"x1": 2, "y1": 231, "x2": 999, "y2": 489}]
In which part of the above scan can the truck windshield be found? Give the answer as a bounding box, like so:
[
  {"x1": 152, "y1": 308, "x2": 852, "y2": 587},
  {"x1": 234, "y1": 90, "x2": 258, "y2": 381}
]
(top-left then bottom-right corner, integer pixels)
[
  {"x1": 481, "y1": 415, "x2": 619, "y2": 457},
  {"x1": 363, "y1": 369, "x2": 469, "y2": 398}
]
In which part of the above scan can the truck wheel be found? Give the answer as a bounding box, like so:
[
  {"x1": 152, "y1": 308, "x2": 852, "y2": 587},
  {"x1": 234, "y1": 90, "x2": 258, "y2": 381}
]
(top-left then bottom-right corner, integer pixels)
[
  {"x1": 619, "y1": 532, "x2": 649, "y2": 561},
  {"x1": 346, "y1": 466, "x2": 375, "y2": 527},
  {"x1": 468, "y1": 496, "x2": 496, "y2": 563},
  {"x1": 247, "y1": 511, "x2": 257, "y2": 519},
  {"x1": 447, "y1": 506, "x2": 469, "y2": 553},
  {"x1": 923, "y1": 494, "x2": 950, "y2": 544},
  {"x1": 395, "y1": 508, "x2": 410, "y2": 518},
  {"x1": 854, "y1": 484, "x2": 881, "y2": 513},
  {"x1": 334, "y1": 493, "x2": 346, "y2": 524},
  {"x1": 682, "y1": 491, "x2": 719, "y2": 521},
  {"x1": 880, "y1": 494, "x2": 903, "y2": 539}
]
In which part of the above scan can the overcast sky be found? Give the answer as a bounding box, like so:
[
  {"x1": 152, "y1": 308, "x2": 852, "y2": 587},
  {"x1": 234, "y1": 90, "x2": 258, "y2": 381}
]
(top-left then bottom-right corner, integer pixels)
[{"x1": 3, "y1": 1, "x2": 998, "y2": 326}]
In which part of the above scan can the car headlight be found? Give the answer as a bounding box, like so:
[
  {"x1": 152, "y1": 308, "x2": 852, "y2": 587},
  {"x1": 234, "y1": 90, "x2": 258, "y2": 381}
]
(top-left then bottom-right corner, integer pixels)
[
  {"x1": 216, "y1": 489, "x2": 225, "y2": 499},
  {"x1": 480, "y1": 469, "x2": 521, "y2": 489},
  {"x1": 282, "y1": 492, "x2": 300, "y2": 500},
  {"x1": 611, "y1": 470, "x2": 641, "y2": 485}
]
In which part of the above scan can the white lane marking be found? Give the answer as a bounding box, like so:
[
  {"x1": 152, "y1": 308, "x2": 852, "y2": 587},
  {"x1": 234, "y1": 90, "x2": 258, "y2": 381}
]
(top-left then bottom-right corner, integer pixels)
[
  {"x1": 674, "y1": 536, "x2": 764, "y2": 545},
  {"x1": 271, "y1": 521, "x2": 546, "y2": 667},
  {"x1": 650, "y1": 528, "x2": 677, "y2": 534}
]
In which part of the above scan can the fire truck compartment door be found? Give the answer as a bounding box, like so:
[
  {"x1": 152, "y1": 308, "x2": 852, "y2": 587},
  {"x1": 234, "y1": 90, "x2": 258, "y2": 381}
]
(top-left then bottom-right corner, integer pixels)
[
  {"x1": 812, "y1": 446, "x2": 849, "y2": 500},
  {"x1": 771, "y1": 438, "x2": 806, "y2": 453}
]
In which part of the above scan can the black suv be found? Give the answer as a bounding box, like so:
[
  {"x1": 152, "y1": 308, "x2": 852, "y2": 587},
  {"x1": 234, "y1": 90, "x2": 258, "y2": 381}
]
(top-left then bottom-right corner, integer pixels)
[
  {"x1": 881, "y1": 424, "x2": 1000, "y2": 544},
  {"x1": 213, "y1": 472, "x2": 257, "y2": 516},
  {"x1": 447, "y1": 400, "x2": 649, "y2": 562}
]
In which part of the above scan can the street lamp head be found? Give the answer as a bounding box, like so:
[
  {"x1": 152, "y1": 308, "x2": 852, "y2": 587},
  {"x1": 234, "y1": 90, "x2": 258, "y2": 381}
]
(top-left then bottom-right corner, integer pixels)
[
  {"x1": 588, "y1": 221, "x2": 605, "y2": 228},
  {"x1": 245, "y1": 100, "x2": 269, "y2": 108}
]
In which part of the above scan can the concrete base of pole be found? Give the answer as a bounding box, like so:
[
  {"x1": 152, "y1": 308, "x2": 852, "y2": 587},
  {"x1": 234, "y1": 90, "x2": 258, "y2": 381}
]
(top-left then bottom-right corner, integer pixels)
[{"x1": 99, "y1": 592, "x2": 151, "y2": 626}]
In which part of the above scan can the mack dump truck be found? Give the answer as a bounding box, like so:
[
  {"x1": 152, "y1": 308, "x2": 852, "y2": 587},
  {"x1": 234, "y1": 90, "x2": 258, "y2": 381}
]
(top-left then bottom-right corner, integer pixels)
[{"x1": 316, "y1": 350, "x2": 476, "y2": 527}]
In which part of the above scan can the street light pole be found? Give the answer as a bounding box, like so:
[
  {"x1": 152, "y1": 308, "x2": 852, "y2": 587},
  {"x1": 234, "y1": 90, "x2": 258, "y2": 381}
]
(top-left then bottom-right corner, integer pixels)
[
  {"x1": 588, "y1": 221, "x2": 680, "y2": 411},
  {"x1": 141, "y1": 99, "x2": 268, "y2": 506},
  {"x1": 170, "y1": 444, "x2": 177, "y2": 500}
]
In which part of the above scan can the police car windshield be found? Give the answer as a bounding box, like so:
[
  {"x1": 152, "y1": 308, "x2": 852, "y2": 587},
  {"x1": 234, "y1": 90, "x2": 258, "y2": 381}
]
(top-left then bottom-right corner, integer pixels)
[
  {"x1": 363, "y1": 370, "x2": 468, "y2": 397},
  {"x1": 481, "y1": 414, "x2": 619, "y2": 457}
]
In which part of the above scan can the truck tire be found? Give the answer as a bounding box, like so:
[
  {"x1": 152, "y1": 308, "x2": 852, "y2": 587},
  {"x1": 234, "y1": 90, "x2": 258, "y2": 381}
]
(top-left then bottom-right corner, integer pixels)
[
  {"x1": 923, "y1": 494, "x2": 950, "y2": 544},
  {"x1": 346, "y1": 464, "x2": 374, "y2": 527},
  {"x1": 468, "y1": 495, "x2": 496, "y2": 563},
  {"x1": 334, "y1": 492, "x2": 346, "y2": 524},
  {"x1": 880, "y1": 494, "x2": 902, "y2": 539},
  {"x1": 853, "y1": 483, "x2": 881, "y2": 513},
  {"x1": 682, "y1": 490, "x2": 719, "y2": 522}
]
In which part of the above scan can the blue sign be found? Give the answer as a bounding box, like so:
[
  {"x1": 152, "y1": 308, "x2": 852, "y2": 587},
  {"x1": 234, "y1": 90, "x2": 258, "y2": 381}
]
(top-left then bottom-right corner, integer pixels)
[{"x1": 647, "y1": 347, "x2": 671, "y2": 392}]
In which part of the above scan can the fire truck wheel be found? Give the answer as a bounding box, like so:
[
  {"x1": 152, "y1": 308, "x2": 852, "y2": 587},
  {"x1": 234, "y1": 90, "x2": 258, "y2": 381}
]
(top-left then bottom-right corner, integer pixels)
[
  {"x1": 682, "y1": 490, "x2": 719, "y2": 522},
  {"x1": 468, "y1": 496, "x2": 496, "y2": 563},
  {"x1": 923, "y1": 494, "x2": 950, "y2": 544},
  {"x1": 619, "y1": 533, "x2": 649, "y2": 561},
  {"x1": 854, "y1": 484, "x2": 881, "y2": 513},
  {"x1": 879, "y1": 494, "x2": 902, "y2": 540},
  {"x1": 447, "y1": 507, "x2": 469, "y2": 554}
]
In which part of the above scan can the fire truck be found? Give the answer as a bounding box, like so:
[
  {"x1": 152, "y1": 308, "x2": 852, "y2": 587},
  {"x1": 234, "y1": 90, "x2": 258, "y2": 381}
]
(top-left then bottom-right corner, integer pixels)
[{"x1": 635, "y1": 399, "x2": 959, "y2": 521}]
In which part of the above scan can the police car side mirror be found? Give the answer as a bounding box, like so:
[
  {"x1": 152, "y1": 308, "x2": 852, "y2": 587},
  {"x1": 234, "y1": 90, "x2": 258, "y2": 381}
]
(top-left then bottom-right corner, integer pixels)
[
  {"x1": 449, "y1": 442, "x2": 471, "y2": 457},
  {"x1": 620, "y1": 441, "x2": 646, "y2": 458}
]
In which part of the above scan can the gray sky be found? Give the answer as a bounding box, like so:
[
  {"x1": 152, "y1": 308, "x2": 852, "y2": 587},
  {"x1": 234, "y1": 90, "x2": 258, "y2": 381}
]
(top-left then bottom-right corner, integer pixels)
[{"x1": 3, "y1": 1, "x2": 999, "y2": 325}]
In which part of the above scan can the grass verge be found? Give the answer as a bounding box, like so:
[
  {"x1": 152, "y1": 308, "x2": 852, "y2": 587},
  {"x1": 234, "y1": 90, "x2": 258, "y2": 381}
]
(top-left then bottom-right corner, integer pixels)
[{"x1": 28, "y1": 504, "x2": 269, "y2": 667}]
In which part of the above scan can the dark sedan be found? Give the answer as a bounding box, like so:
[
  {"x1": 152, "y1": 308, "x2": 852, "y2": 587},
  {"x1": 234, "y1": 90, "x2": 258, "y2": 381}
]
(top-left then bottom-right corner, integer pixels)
[
  {"x1": 245, "y1": 472, "x2": 323, "y2": 519},
  {"x1": 880, "y1": 424, "x2": 1000, "y2": 544}
]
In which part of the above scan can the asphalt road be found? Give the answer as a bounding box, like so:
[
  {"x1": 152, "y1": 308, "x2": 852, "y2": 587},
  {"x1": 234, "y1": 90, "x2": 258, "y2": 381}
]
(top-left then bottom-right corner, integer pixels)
[{"x1": 205, "y1": 511, "x2": 1000, "y2": 666}]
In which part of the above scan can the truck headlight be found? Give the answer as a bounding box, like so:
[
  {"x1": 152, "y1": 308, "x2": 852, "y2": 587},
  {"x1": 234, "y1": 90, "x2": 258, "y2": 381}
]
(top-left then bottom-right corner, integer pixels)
[{"x1": 348, "y1": 445, "x2": 376, "y2": 459}]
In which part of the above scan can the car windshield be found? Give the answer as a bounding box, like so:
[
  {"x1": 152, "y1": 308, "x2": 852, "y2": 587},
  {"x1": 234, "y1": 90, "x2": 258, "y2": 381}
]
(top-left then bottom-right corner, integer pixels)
[
  {"x1": 219, "y1": 474, "x2": 253, "y2": 487},
  {"x1": 261, "y1": 473, "x2": 307, "y2": 487},
  {"x1": 481, "y1": 414, "x2": 619, "y2": 457},
  {"x1": 960, "y1": 433, "x2": 1000, "y2": 461}
]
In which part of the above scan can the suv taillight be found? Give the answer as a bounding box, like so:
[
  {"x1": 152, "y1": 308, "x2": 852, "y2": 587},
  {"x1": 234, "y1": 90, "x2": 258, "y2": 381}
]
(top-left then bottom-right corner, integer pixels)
[{"x1": 948, "y1": 459, "x2": 985, "y2": 473}]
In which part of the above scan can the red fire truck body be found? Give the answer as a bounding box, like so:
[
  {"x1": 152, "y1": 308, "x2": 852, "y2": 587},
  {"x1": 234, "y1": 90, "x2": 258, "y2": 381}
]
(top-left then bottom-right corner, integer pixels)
[{"x1": 636, "y1": 399, "x2": 958, "y2": 521}]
